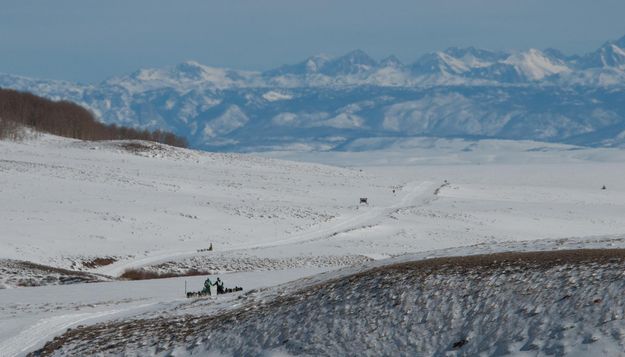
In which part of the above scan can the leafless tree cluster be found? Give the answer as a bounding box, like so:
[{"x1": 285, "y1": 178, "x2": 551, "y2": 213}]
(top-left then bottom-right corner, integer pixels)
[
  {"x1": 0, "y1": 88, "x2": 187, "y2": 147},
  {"x1": 0, "y1": 117, "x2": 26, "y2": 140}
]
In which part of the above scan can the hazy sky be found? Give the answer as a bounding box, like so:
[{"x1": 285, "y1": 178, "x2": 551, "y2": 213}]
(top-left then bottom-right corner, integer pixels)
[{"x1": 2, "y1": 0, "x2": 625, "y2": 83}]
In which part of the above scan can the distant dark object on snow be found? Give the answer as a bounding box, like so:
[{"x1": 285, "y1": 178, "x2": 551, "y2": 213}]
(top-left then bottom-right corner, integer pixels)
[
  {"x1": 197, "y1": 243, "x2": 213, "y2": 253},
  {"x1": 452, "y1": 338, "x2": 468, "y2": 349},
  {"x1": 602, "y1": 185, "x2": 607, "y2": 190},
  {"x1": 360, "y1": 197, "x2": 368, "y2": 205}
]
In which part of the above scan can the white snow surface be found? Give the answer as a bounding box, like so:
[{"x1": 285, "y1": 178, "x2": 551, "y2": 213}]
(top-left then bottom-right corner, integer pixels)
[{"x1": 4, "y1": 134, "x2": 625, "y2": 355}]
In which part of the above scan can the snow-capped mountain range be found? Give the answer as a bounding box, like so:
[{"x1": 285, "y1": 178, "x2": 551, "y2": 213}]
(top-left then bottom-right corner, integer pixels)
[{"x1": 2, "y1": 34, "x2": 625, "y2": 151}]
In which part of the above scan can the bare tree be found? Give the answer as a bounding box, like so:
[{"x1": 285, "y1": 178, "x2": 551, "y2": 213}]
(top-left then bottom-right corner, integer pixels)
[{"x1": 0, "y1": 88, "x2": 187, "y2": 147}]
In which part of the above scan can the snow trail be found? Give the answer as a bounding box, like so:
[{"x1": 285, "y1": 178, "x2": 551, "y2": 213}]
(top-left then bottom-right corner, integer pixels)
[
  {"x1": 0, "y1": 303, "x2": 154, "y2": 357},
  {"x1": 238, "y1": 180, "x2": 436, "y2": 249},
  {"x1": 97, "y1": 180, "x2": 436, "y2": 277}
]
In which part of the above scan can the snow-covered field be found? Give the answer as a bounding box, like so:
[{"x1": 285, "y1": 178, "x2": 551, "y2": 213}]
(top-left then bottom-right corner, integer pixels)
[{"x1": 4, "y1": 135, "x2": 625, "y2": 355}]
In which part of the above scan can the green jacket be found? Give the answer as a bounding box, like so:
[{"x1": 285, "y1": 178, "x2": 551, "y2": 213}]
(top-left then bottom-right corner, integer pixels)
[{"x1": 204, "y1": 278, "x2": 213, "y2": 290}]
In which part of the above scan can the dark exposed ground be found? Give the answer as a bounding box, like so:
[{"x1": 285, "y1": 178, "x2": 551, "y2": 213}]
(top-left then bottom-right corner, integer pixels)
[
  {"x1": 79, "y1": 257, "x2": 117, "y2": 270},
  {"x1": 129, "y1": 254, "x2": 373, "y2": 280},
  {"x1": 0, "y1": 259, "x2": 112, "y2": 288},
  {"x1": 31, "y1": 249, "x2": 625, "y2": 356},
  {"x1": 120, "y1": 268, "x2": 210, "y2": 280}
]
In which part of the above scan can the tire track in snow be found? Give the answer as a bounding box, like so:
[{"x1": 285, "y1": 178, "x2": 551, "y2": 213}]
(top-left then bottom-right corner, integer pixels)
[{"x1": 97, "y1": 180, "x2": 438, "y2": 277}]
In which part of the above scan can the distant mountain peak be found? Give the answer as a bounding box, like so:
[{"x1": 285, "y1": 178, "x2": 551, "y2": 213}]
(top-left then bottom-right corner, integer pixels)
[
  {"x1": 341, "y1": 49, "x2": 376, "y2": 63},
  {"x1": 444, "y1": 46, "x2": 508, "y2": 62},
  {"x1": 380, "y1": 55, "x2": 403, "y2": 68},
  {"x1": 304, "y1": 54, "x2": 332, "y2": 73},
  {"x1": 125, "y1": 60, "x2": 214, "y2": 83},
  {"x1": 320, "y1": 50, "x2": 378, "y2": 76},
  {"x1": 542, "y1": 48, "x2": 573, "y2": 61},
  {"x1": 178, "y1": 60, "x2": 205, "y2": 67},
  {"x1": 580, "y1": 35, "x2": 625, "y2": 69},
  {"x1": 263, "y1": 53, "x2": 333, "y2": 77},
  {"x1": 602, "y1": 43, "x2": 625, "y2": 67},
  {"x1": 411, "y1": 51, "x2": 471, "y2": 75},
  {"x1": 503, "y1": 48, "x2": 571, "y2": 80},
  {"x1": 172, "y1": 60, "x2": 213, "y2": 78}
]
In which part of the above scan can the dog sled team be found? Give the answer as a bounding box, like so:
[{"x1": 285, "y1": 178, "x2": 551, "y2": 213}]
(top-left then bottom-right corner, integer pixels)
[{"x1": 186, "y1": 276, "x2": 242, "y2": 298}]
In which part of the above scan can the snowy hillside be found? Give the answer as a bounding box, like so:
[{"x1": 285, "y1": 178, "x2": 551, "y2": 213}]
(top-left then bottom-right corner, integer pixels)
[
  {"x1": 31, "y1": 248, "x2": 625, "y2": 356},
  {"x1": 2, "y1": 35, "x2": 625, "y2": 150},
  {"x1": 5, "y1": 134, "x2": 625, "y2": 274},
  {"x1": 4, "y1": 134, "x2": 625, "y2": 355},
  {"x1": 0, "y1": 135, "x2": 388, "y2": 272}
]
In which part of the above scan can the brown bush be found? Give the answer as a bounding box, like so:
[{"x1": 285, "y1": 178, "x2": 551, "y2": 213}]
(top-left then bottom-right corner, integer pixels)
[
  {"x1": 120, "y1": 268, "x2": 208, "y2": 280},
  {"x1": 0, "y1": 88, "x2": 187, "y2": 147},
  {"x1": 81, "y1": 257, "x2": 117, "y2": 269}
]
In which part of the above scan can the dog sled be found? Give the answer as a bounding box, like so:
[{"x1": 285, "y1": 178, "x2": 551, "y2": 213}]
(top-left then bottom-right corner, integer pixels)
[
  {"x1": 186, "y1": 277, "x2": 243, "y2": 298},
  {"x1": 186, "y1": 286, "x2": 243, "y2": 298}
]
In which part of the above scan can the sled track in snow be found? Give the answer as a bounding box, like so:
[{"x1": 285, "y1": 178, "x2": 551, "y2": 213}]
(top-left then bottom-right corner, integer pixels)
[{"x1": 97, "y1": 180, "x2": 438, "y2": 277}]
